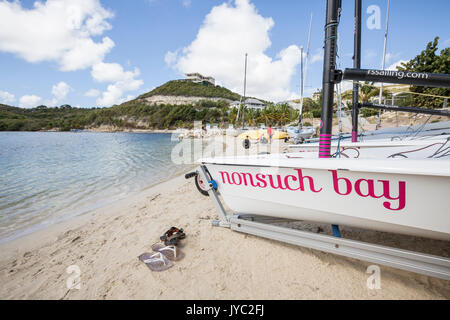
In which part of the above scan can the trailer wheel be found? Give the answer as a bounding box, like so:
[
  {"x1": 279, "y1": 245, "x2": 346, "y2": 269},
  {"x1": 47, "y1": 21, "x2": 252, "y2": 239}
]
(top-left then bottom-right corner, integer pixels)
[{"x1": 195, "y1": 170, "x2": 212, "y2": 196}]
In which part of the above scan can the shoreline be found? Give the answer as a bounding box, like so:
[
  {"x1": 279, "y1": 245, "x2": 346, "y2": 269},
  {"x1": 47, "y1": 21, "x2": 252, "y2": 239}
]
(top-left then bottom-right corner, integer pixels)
[
  {"x1": 0, "y1": 165, "x2": 196, "y2": 255},
  {"x1": 1, "y1": 168, "x2": 449, "y2": 299}
]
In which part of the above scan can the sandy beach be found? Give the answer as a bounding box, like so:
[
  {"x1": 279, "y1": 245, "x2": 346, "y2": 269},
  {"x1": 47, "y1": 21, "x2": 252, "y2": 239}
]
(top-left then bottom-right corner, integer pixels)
[{"x1": 1, "y1": 166, "x2": 449, "y2": 300}]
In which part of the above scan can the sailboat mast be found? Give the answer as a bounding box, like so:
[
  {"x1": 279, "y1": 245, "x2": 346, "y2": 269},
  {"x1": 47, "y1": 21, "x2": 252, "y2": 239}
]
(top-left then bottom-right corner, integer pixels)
[
  {"x1": 242, "y1": 53, "x2": 248, "y2": 129},
  {"x1": 236, "y1": 53, "x2": 248, "y2": 127},
  {"x1": 352, "y1": 0, "x2": 362, "y2": 142},
  {"x1": 377, "y1": 0, "x2": 390, "y2": 129},
  {"x1": 299, "y1": 13, "x2": 313, "y2": 128},
  {"x1": 319, "y1": 0, "x2": 341, "y2": 159},
  {"x1": 299, "y1": 46, "x2": 304, "y2": 126}
]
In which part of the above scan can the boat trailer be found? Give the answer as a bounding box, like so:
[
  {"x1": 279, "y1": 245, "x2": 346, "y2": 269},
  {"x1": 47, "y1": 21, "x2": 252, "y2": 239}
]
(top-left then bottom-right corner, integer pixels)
[{"x1": 196, "y1": 165, "x2": 450, "y2": 281}]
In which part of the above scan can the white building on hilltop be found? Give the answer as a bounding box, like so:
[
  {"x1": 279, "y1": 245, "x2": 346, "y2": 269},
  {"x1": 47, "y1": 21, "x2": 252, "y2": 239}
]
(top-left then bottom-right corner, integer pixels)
[{"x1": 185, "y1": 73, "x2": 215, "y2": 86}]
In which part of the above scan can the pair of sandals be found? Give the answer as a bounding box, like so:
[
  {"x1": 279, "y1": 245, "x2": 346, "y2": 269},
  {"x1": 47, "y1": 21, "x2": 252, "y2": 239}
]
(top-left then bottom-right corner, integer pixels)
[{"x1": 138, "y1": 243, "x2": 185, "y2": 272}]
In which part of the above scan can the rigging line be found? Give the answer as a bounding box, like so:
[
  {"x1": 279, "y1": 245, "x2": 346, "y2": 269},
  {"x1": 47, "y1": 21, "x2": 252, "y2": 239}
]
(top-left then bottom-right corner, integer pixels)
[
  {"x1": 428, "y1": 137, "x2": 450, "y2": 158},
  {"x1": 344, "y1": 84, "x2": 450, "y2": 100},
  {"x1": 387, "y1": 142, "x2": 445, "y2": 158},
  {"x1": 391, "y1": 91, "x2": 450, "y2": 99},
  {"x1": 410, "y1": 114, "x2": 433, "y2": 138},
  {"x1": 435, "y1": 153, "x2": 450, "y2": 158}
]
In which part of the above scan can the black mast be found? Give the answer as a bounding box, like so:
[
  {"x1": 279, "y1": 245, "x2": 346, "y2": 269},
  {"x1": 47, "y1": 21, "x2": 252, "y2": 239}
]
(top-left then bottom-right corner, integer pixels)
[
  {"x1": 319, "y1": 0, "x2": 341, "y2": 158},
  {"x1": 351, "y1": 0, "x2": 361, "y2": 142}
]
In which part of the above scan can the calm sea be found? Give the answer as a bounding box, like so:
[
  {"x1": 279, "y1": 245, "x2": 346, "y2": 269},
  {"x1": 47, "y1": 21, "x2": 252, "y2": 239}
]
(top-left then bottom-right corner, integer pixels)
[{"x1": 0, "y1": 132, "x2": 191, "y2": 243}]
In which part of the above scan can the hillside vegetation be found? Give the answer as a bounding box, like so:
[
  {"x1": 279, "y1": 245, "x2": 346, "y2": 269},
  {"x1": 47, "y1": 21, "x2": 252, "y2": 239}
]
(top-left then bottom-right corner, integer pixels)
[
  {"x1": 0, "y1": 101, "x2": 299, "y2": 131},
  {"x1": 0, "y1": 104, "x2": 92, "y2": 131},
  {"x1": 1, "y1": 38, "x2": 446, "y2": 132},
  {"x1": 138, "y1": 80, "x2": 241, "y2": 101}
]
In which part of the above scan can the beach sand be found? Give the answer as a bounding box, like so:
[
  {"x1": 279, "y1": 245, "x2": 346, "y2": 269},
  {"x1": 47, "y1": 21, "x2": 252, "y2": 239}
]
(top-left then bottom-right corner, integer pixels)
[{"x1": 0, "y1": 168, "x2": 449, "y2": 300}]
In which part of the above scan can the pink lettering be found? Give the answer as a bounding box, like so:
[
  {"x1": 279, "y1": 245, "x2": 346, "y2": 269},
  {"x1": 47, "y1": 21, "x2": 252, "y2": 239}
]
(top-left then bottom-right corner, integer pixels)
[
  {"x1": 268, "y1": 175, "x2": 287, "y2": 190},
  {"x1": 295, "y1": 169, "x2": 322, "y2": 193},
  {"x1": 231, "y1": 172, "x2": 242, "y2": 185},
  {"x1": 379, "y1": 180, "x2": 406, "y2": 211},
  {"x1": 219, "y1": 171, "x2": 232, "y2": 184},
  {"x1": 284, "y1": 175, "x2": 300, "y2": 191},
  {"x1": 354, "y1": 179, "x2": 382, "y2": 198},
  {"x1": 330, "y1": 170, "x2": 352, "y2": 195},
  {"x1": 255, "y1": 173, "x2": 267, "y2": 188}
]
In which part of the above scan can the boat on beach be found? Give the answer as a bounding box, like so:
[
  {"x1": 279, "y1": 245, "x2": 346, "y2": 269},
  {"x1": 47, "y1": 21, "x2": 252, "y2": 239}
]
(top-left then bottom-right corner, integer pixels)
[
  {"x1": 199, "y1": 153, "x2": 450, "y2": 241},
  {"x1": 188, "y1": 0, "x2": 450, "y2": 280},
  {"x1": 286, "y1": 126, "x2": 315, "y2": 141},
  {"x1": 238, "y1": 128, "x2": 289, "y2": 141}
]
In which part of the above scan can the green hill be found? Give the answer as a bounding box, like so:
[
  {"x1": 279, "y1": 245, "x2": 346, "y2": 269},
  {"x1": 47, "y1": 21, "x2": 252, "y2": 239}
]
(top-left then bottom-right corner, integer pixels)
[
  {"x1": 137, "y1": 80, "x2": 241, "y2": 101},
  {"x1": 0, "y1": 81, "x2": 275, "y2": 131},
  {"x1": 0, "y1": 104, "x2": 94, "y2": 131}
]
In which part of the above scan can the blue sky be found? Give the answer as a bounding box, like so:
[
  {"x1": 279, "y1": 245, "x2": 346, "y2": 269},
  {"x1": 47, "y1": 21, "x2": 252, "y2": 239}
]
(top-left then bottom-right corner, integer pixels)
[{"x1": 0, "y1": 0, "x2": 449, "y2": 108}]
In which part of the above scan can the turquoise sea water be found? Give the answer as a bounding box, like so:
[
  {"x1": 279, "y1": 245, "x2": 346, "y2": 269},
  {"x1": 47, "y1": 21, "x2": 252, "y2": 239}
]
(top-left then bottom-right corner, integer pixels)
[{"x1": 0, "y1": 132, "x2": 190, "y2": 243}]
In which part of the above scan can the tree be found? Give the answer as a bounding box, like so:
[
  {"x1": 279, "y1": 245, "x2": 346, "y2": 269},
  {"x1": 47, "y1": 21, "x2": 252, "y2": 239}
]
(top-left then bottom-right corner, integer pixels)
[
  {"x1": 341, "y1": 82, "x2": 389, "y2": 103},
  {"x1": 398, "y1": 37, "x2": 450, "y2": 108}
]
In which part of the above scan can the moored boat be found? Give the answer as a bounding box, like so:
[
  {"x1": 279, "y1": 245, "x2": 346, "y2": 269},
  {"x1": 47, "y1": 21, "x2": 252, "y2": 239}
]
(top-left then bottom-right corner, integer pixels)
[{"x1": 286, "y1": 126, "x2": 315, "y2": 141}]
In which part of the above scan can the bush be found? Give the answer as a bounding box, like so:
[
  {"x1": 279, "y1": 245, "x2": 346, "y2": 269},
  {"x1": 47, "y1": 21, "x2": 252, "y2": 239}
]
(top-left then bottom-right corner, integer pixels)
[{"x1": 360, "y1": 107, "x2": 378, "y2": 117}]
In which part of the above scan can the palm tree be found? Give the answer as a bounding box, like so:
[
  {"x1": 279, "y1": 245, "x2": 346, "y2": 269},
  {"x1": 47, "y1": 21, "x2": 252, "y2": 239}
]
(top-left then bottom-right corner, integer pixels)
[
  {"x1": 228, "y1": 107, "x2": 238, "y2": 125},
  {"x1": 220, "y1": 107, "x2": 229, "y2": 126},
  {"x1": 276, "y1": 103, "x2": 291, "y2": 126},
  {"x1": 342, "y1": 82, "x2": 391, "y2": 103}
]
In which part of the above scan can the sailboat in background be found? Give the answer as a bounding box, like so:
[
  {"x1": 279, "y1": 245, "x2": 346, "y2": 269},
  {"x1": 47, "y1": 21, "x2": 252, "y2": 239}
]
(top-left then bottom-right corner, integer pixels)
[
  {"x1": 376, "y1": 0, "x2": 391, "y2": 130},
  {"x1": 287, "y1": 13, "x2": 315, "y2": 143}
]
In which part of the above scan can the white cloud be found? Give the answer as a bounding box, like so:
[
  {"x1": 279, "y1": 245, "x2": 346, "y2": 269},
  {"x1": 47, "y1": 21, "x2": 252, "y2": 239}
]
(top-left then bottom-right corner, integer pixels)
[
  {"x1": 0, "y1": 0, "x2": 115, "y2": 71},
  {"x1": 19, "y1": 95, "x2": 42, "y2": 108},
  {"x1": 96, "y1": 84, "x2": 123, "y2": 106},
  {"x1": 92, "y1": 62, "x2": 143, "y2": 106},
  {"x1": 96, "y1": 81, "x2": 142, "y2": 107},
  {"x1": 0, "y1": 1, "x2": 144, "y2": 107},
  {"x1": 84, "y1": 89, "x2": 101, "y2": 97},
  {"x1": 309, "y1": 48, "x2": 323, "y2": 64},
  {"x1": 166, "y1": 0, "x2": 303, "y2": 102},
  {"x1": 91, "y1": 62, "x2": 140, "y2": 83},
  {"x1": 60, "y1": 37, "x2": 115, "y2": 71},
  {"x1": 165, "y1": 50, "x2": 179, "y2": 66},
  {"x1": 0, "y1": 90, "x2": 15, "y2": 104},
  {"x1": 51, "y1": 81, "x2": 72, "y2": 103},
  {"x1": 387, "y1": 60, "x2": 407, "y2": 71},
  {"x1": 385, "y1": 52, "x2": 401, "y2": 64}
]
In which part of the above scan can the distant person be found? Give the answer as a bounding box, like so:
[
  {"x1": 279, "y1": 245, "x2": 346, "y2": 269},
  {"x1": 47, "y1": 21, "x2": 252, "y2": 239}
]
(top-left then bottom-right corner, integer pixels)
[
  {"x1": 268, "y1": 125, "x2": 273, "y2": 144},
  {"x1": 243, "y1": 136, "x2": 251, "y2": 149}
]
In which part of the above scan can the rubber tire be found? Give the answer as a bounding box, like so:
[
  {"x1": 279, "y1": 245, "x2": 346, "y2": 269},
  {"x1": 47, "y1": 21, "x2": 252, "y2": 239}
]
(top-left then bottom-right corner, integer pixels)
[{"x1": 195, "y1": 171, "x2": 212, "y2": 197}]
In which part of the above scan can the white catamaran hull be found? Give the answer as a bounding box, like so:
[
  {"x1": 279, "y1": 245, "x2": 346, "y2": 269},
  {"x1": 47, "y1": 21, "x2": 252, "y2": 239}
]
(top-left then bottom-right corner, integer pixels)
[{"x1": 201, "y1": 157, "x2": 450, "y2": 241}]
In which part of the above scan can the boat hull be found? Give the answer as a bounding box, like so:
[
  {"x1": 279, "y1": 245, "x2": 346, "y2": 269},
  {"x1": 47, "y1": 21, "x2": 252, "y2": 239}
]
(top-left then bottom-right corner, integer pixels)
[{"x1": 203, "y1": 161, "x2": 450, "y2": 241}]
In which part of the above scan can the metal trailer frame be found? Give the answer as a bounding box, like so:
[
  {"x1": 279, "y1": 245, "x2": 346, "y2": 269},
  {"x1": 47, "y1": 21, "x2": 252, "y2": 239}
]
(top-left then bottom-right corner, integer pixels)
[{"x1": 198, "y1": 166, "x2": 450, "y2": 281}]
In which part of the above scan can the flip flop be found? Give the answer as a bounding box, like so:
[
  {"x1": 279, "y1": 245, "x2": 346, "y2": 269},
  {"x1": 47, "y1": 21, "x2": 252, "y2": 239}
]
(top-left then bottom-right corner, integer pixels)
[
  {"x1": 138, "y1": 252, "x2": 173, "y2": 272},
  {"x1": 151, "y1": 244, "x2": 185, "y2": 261}
]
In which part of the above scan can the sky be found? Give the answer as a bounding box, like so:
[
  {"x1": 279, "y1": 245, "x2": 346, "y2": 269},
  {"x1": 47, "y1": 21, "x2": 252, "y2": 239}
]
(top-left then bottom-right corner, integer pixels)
[{"x1": 0, "y1": 0, "x2": 449, "y2": 108}]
